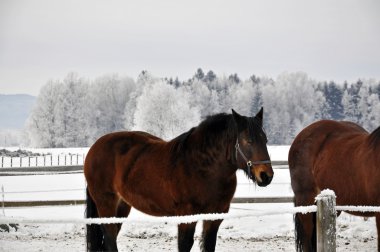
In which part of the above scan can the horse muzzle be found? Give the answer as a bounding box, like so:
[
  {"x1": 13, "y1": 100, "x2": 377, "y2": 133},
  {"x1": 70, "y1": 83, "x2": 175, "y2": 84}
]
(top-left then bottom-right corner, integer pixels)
[{"x1": 253, "y1": 165, "x2": 274, "y2": 187}]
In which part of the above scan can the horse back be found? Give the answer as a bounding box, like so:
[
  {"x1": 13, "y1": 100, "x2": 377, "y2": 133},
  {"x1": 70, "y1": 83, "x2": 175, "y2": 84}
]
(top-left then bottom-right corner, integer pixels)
[{"x1": 84, "y1": 131, "x2": 164, "y2": 194}]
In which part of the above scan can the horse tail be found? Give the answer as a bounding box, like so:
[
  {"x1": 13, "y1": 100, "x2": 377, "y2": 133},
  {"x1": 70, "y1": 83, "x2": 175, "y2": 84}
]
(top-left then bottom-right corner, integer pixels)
[
  {"x1": 85, "y1": 187, "x2": 104, "y2": 251},
  {"x1": 294, "y1": 212, "x2": 316, "y2": 252}
]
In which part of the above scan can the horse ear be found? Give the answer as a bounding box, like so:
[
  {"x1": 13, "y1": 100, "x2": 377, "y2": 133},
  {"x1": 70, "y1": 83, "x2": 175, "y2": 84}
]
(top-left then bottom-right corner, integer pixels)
[
  {"x1": 255, "y1": 107, "x2": 264, "y2": 122},
  {"x1": 232, "y1": 109, "x2": 245, "y2": 130}
]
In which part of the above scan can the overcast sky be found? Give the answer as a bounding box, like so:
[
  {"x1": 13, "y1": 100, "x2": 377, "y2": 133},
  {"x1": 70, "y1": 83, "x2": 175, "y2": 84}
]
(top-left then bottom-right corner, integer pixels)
[{"x1": 1, "y1": 0, "x2": 379, "y2": 95}]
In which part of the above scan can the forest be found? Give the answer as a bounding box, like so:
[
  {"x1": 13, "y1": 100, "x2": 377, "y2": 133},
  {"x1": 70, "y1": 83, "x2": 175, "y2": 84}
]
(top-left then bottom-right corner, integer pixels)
[{"x1": 25, "y1": 69, "x2": 380, "y2": 147}]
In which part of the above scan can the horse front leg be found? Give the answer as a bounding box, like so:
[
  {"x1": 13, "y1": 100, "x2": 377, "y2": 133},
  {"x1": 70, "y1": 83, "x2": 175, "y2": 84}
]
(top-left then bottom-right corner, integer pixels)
[
  {"x1": 200, "y1": 219, "x2": 223, "y2": 252},
  {"x1": 178, "y1": 222, "x2": 197, "y2": 252}
]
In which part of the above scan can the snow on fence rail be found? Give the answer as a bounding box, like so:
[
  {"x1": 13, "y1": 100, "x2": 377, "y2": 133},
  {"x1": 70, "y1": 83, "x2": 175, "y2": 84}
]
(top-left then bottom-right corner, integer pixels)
[
  {"x1": 1, "y1": 197, "x2": 296, "y2": 208},
  {"x1": 0, "y1": 205, "x2": 317, "y2": 225}
]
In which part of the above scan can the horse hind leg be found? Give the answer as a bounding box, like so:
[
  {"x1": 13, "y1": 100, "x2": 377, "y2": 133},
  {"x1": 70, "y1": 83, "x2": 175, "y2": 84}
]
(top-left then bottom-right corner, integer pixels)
[
  {"x1": 200, "y1": 219, "x2": 223, "y2": 252},
  {"x1": 86, "y1": 188, "x2": 105, "y2": 251},
  {"x1": 92, "y1": 193, "x2": 131, "y2": 251},
  {"x1": 178, "y1": 222, "x2": 197, "y2": 252},
  {"x1": 294, "y1": 191, "x2": 318, "y2": 252},
  {"x1": 294, "y1": 211, "x2": 316, "y2": 252}
]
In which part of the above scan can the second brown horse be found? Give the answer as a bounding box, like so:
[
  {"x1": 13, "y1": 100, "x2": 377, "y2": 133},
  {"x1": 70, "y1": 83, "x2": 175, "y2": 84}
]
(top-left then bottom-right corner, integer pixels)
[{"x1": 289, "y1": 120, "x2": 380, "y2": 251}]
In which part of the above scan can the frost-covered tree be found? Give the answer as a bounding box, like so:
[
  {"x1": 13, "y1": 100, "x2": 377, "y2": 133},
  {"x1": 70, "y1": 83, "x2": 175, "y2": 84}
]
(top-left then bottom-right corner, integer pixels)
[
  {"x1": 25, "y1": 80, "x2": 61, "y2": 147},
  {"x1": 204, "y1": 70, "x2": 217, "y2": 83},
  {"x1": 187, "y1": 79, "x2": 222, "y2": 118},
  {"x1": 53, "y1": 73, "x2": 89, "y2": 147},
  {"x1": 133, "y1": 81, "x2": 200, "y2": 140},
  {"x1": 227, "y1": 79, "x2": 255, "y2": 116},
  {"x1": 194, "y1": 68, "x2": 205, "y2": 80},
  {"x1": 124, "y1": 71, "x2": 156, "y2": 130},
  {"x1": 87, "y1": 74, "x2": 136, "y2": 142},
  {"x1": 342, "y1": 82, "x2": 361, "y2": 122},
  {"x1": 319, "y1": 81, "x2": 344, "y2": 120},
  {"x1": 357, "y1": 79, "x2": 380, "y2": 131},
  {"x1": 24, "y1": 70, "x2": 380, "y2": 147},
  {"x1": 262, "y1": 72, "x2": 326, "y2": 144},
  {"x1": 228, "y1": 73, "x2": 240, "y2": 84}
]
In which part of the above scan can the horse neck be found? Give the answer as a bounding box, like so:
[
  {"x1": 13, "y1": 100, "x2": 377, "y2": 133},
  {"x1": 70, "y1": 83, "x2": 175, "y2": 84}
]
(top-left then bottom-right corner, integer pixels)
[{"x1": 186, "y1": 127, "x2": 237, "y2": 170}]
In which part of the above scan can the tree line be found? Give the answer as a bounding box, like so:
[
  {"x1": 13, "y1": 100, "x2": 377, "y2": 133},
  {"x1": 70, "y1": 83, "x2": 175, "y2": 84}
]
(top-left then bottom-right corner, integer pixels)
[{"x1": 25, "y1": 69, "x2": 380, "y2": 147}]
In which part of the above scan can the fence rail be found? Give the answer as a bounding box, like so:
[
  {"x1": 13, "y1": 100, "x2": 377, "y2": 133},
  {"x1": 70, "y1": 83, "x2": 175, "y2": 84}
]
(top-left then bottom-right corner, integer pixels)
[
  {"x1": 0, "y1": 154, "x2": 86, "y2": 168},
  {"x1": 0, "y1": 160, "x2": 289, "y2": 176},
  {"x1": 0, "y1": 165, "x2": 83, "y2": 176},
  {"x1": 0, "y1": 160, "x2": 287, "y2": 169},
  {"x1": 1, "y1": 196, "x2": 295, "y2": 208},
  {"x1": 0, "y1": 205, "x2": 317, "y2": 225}
]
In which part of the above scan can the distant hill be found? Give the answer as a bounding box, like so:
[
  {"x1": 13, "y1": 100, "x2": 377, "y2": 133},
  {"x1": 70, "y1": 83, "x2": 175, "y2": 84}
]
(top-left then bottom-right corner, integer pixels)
[{"x1": 0, "y1": 94, "x2": 36, "y2": 129}]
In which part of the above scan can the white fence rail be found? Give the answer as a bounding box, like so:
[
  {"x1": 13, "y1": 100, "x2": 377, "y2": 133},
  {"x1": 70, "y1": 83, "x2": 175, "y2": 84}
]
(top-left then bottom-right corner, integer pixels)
[
  {"x1": 0, "y1": 154, "x2": 86, "y2": 168},
  {"x1": 0, "y1": 157, "x2": 286, "y2": 169},
  {"x1": 0, "y1": 205, "x2": 317, "y2": 225}
]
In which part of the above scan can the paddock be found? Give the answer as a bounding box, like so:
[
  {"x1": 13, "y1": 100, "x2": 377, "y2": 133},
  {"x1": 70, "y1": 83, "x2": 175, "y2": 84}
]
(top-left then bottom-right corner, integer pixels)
[{"x1": 0, "y1": 147, "x2": 378, "y2": 251}]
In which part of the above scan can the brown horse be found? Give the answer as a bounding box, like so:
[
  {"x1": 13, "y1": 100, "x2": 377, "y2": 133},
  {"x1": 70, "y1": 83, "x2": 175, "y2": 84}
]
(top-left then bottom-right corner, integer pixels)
[
  {"x1": 289, "y1": 120, "x2": 380, "y2": 252},
  {"x1": 84, "y1": 108, "x2": 273, "y2": 252}
]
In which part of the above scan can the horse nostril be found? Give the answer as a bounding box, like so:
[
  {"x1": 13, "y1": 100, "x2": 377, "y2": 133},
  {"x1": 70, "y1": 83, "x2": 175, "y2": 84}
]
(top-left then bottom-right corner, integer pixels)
[{"x1": 260, "y1": 172, "x2": 273, "y2": 184}]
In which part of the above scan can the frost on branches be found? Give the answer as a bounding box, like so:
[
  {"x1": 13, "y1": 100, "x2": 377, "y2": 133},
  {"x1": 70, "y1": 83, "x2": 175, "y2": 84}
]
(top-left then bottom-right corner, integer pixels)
[{"x1": 23, "y1": 70, "x2": 380, "y2": 147}]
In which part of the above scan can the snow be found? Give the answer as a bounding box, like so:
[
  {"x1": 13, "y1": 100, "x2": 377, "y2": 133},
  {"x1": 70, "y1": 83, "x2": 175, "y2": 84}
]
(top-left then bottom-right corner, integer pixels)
[
  {"x1": 0, "y1": 146, "x2": 378, "y2": 251},
  {"x1": 315, "y1": 189, "x2": 337, "y2": 200}
]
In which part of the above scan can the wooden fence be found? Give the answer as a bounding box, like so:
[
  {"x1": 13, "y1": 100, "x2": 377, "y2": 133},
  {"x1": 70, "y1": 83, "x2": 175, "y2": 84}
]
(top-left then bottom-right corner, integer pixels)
[
  {"x1": 0, "y1": 191, "x2": 338, "y2": 252},
  {"x1": 1, "y1": 161, "x2": 292, "y2": 207},
  {"x1": 0, "y1": 154, "x2": 86, "y2": 168}
]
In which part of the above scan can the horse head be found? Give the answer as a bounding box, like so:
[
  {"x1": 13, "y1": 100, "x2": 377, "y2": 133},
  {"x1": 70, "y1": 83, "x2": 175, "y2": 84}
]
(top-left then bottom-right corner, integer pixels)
[{"x1": 232, "y1": 108, "x2": 273, "y2": 186}]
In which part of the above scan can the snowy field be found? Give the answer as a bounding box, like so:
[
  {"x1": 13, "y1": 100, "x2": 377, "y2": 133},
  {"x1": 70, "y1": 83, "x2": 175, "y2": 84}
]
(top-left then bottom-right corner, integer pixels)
[{"x1": 0, "y1": 146, "x2": 378, "y2": 251}]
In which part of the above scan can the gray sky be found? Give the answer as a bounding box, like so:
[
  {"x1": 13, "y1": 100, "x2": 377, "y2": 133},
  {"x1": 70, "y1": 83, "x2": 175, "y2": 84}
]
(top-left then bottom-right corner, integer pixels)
[{"x1": 1, "y1": 0, "x2": 379, "y2": 95}]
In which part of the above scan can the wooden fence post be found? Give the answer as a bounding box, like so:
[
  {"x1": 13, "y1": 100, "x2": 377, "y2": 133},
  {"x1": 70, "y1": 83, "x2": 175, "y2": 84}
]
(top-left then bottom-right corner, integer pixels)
[{"x1": 316, "y1": 189, "x2": 336, "y2": 252}]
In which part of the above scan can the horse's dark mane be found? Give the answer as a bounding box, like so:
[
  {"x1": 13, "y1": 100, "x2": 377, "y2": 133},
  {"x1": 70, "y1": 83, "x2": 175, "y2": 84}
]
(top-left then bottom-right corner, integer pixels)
[
  {"x1": 170, "y1": 113, "x2": 234, "y2": 155},
  {"x1": 170, "y1": 112, "x2": 266, "y2": 155},
  {"x1": 170, "y1": 127, "x2": 195, "y2": 154},
  {"x1": 368, "y1": 126, "x2": 380, "y2": 149},
  {"x1": 198, "y1": 113, "x2": 236, "y2": 139}
]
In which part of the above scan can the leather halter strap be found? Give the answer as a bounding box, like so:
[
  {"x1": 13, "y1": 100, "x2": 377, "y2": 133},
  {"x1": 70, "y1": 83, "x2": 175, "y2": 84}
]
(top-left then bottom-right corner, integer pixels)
[{"x1": 235, "y1": 138, "x2": 271, "y2": 178}]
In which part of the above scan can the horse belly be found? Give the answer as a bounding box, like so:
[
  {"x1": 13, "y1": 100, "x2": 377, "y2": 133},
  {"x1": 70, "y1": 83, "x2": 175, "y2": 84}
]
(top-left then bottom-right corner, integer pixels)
[
  {"x1": 122, "y1": 191, "x2": 176, "y2": 216},
  {"x1": 115, "y1": 172, "x2": 178, "y2": 217}
]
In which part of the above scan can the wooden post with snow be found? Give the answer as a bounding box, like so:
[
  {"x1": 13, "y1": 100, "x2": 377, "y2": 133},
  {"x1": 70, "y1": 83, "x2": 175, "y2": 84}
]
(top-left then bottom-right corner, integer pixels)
[{"x1": 316, "y1": 189, "x2": 337, "y2": 252}]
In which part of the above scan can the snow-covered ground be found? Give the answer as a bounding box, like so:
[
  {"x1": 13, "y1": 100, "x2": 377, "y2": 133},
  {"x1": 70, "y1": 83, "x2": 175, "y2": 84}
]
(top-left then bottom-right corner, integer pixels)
[{"x1": 0, "y1": 146, "x2": 378, "y2": 251}]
